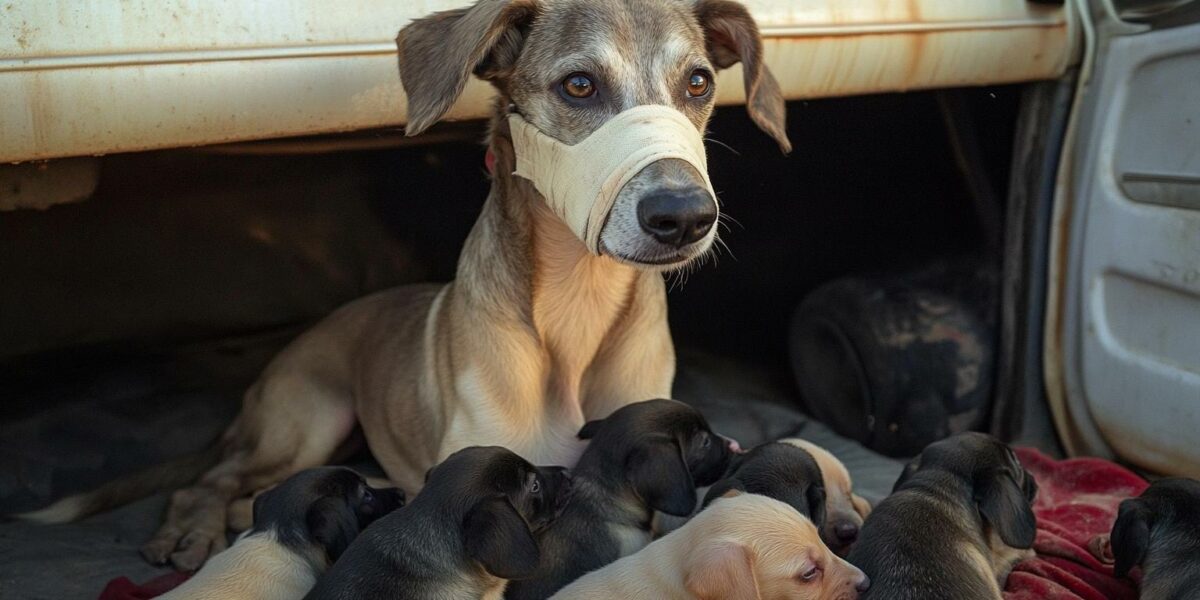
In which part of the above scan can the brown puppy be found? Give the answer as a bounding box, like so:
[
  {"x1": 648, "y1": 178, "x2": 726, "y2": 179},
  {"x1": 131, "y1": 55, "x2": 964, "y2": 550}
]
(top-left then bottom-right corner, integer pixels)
[
  {"x1": 25, "y1": 0, "x2": 789, "y2": 571},
  {"x1": 848, "y1": 432, "x2": 1038, "y2": 600},
  {"x1": 780, "y1": 438, "x2": 873, "y2": 555},
  {"x1": 551, "y1": 492, "x2": 869, "y2": 600}
]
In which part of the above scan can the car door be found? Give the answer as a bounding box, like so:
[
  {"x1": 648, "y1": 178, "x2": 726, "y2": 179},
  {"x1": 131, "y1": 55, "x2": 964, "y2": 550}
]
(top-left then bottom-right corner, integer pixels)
[{"x1": 1047, "y1": 0, "x2": 1200, "y2": 476}]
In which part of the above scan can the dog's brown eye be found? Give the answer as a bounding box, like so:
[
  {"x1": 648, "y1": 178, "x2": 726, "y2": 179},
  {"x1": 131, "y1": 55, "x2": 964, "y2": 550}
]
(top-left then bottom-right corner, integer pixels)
[
  {"x1": 562, "y1": 73, "x2": 596, "y2": 99},
  {"x1": 687, "y1": 70, "x2": 711, "y2": 97},
  {"x1": 530, "y1": 478, "x2": 542, "y2": 494}
]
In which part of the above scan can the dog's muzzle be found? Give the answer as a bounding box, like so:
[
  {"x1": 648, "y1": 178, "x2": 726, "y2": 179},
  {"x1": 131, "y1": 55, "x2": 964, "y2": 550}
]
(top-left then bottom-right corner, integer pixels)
[{"x1": 508, "y1": 105, "x2": 715, "y2": 255}]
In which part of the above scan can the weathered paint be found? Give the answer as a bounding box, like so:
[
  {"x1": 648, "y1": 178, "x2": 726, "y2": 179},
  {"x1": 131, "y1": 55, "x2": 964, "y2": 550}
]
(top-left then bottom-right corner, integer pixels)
[{"x1": 0, "y1": 0, "x2": 1077, "y2": 163}]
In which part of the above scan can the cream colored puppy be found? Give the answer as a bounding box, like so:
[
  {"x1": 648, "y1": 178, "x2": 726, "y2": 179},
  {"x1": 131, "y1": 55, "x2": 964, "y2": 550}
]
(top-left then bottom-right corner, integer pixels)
[
  {"x1": 551, "y1": 493, "x2": 870, "y2": 600},
  {"x1": 780, "y1": 438, "x2": 873, "y2": 555}
]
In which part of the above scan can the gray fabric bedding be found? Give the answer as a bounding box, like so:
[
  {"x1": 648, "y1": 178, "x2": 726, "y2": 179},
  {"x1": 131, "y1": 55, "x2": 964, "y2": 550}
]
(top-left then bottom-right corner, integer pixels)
[{"x1": 0, "y1": 348, "x2": 903, "y2": 600}]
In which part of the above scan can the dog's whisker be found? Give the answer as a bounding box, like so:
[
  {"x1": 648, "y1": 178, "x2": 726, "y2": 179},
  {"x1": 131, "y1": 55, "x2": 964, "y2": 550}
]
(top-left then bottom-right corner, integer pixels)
[
  {"x1": 717, "y1": 212, "x2": 745, "y2": 231},
  {"x1": 704, "y1": 137, "x2": 741, "y2": 156}
]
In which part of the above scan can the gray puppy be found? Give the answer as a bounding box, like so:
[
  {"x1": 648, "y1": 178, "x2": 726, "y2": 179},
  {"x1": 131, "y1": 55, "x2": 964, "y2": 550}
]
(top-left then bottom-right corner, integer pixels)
[
  {"x1": 305, "y1": 447, "x2": 571, "y2": 600},
  {"x1": 1110, "y1": 477, "x2": 1200, "y2": 600},
  {"x1": 504, "y1": 399, "x2": 735, "y2": 600},
  {"x1": 848, "y1": 432, "x2": 1038, "y2": 600}
]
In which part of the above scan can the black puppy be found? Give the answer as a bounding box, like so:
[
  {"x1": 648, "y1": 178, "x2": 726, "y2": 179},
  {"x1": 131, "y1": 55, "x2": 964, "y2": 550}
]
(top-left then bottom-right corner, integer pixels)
[
  {"x1": 305, "y1": 446, "x2": 571, "y2": 600},
  {"x1": 701, "y1": 441, "x2": 827, "y2": 525},
  {"x1": 1110, "y1": 477, "x2": 1200, "y2": 600},
  {"x1": 158, "y1": 467, "x2": 403, "y2": 600},
  {"x1": 505, "y1": 398, "x2": 734, "y2": 600},
  {"x1": 848, "y1": 432, "x2": 1038, "y2": 600}
]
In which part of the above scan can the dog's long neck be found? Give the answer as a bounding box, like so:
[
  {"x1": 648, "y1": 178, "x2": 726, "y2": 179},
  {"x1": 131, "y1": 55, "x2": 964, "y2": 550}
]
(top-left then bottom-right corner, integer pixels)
[{"x1": 456, "y1": 112, "x2": 651, "y2": 419}]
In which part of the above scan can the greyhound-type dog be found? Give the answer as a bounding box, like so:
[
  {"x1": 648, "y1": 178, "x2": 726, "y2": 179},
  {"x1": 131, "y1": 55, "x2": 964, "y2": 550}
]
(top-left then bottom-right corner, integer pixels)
[{"x1": 24, "y1": 0, "x2": 788, "y2": 571}]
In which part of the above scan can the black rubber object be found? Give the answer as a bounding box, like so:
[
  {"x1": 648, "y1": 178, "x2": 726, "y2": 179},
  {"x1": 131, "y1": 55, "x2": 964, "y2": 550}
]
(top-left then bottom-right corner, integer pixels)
[{"x1": 789, "y1": 260, "x2": 998, "y2": 458}]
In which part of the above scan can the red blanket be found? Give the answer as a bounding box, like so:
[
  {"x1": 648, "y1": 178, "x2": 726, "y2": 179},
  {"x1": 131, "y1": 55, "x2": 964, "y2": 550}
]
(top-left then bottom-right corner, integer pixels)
[
  {"x1": 98, "y1": 572, "x2": 191, "y2": 600},
  {"x1": 1003, "y1": 447, "x2": 1147, "y2": 600}
]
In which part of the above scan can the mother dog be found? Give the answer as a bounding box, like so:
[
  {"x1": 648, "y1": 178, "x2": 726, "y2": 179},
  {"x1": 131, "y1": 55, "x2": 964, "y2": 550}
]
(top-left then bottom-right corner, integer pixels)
[{"x1": 28, "y1": 0, "x2": 789, "y2": 570}]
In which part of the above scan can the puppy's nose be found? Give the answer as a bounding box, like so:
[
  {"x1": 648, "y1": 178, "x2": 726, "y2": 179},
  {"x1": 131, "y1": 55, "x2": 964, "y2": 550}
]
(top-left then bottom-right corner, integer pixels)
[
  {"x1": 719, "y1": 435, "x2": 743, "y2": 454},
  {"x1": 637, "y1": 189, "x2": 716, "y2": 248},
  {"x1": 835, "y1": 522, "x2": 859, "y2": 543},
  {"x1": 856, "y1": 574, "x2": 871, "y2": 592}
]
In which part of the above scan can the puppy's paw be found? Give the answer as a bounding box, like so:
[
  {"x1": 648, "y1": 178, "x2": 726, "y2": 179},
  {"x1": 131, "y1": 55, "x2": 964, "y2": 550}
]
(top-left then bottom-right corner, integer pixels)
[{"x1": 1088, "y1": 534, "x2": 1114, "y2": 565}]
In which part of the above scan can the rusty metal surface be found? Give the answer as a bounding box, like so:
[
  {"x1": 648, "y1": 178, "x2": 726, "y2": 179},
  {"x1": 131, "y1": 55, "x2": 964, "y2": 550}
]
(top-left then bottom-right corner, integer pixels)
[{"x1": 0, "y1": 0, "x2": 1076, "y2": 163}]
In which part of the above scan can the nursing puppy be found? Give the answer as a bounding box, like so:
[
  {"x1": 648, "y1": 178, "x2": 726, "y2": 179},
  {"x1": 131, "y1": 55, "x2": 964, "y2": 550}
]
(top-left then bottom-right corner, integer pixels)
[
  {"x1": 159, "y1": 467, "x2": 403, "y2": 600},
  {"x1": 848, "y1": 432, "x2": 1038, "y2": 600},
  {"x1": 1110, "y1": 477, "x2": 1200, "y2": 600},
  {"x1": 552, "y1": 492, "x2": 870, "y2": 600},
  {"x1": 305, "y1": 446, "x2": 570, "y2": 600},
  {"x1": 701, "y1": 441, "x2": 828, "y2": 522},
  {"x1": 505, "y1": 399, "x2": 734, "y2": 600},
  {"x1": 781, "y1": 438, "x2": 873, "y2": 555}
]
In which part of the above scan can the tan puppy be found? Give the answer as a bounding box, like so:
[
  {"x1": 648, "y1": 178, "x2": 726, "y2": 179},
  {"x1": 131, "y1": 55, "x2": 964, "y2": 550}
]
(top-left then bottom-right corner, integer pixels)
[
  {"x1": 551, "y1": 493, "x2": 870, "y2": 600},
  {"x1": 24, "y1": 0, "x2": 790, "y2": 572},
  {"x1": 780, "y1": 438, "x2": 872, "y2": 555}
]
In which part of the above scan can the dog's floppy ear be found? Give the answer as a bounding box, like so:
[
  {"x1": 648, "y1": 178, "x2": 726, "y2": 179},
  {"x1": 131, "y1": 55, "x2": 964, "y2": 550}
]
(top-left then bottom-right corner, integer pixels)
[
  {"x1": 694, "y1": 0, "x2": 790, "y2": 154},
  {"x1": 806, "y1": 483, "x2": 828, "y2": 528},
  {"x1": 686, "y1": 541, "x2": 761, "y2": 600},
  {"x1": 702, "y1": 477, "x2": 746, "y2": 508},
  {"x1": 1111, "y1": 499, "x2": 1150, "y2": 579},
  {"x1": 851, "y1": 493, "x2": 873, "y2": 520},
  {"x1": 577, "y1": 419, "x2": 604, "y2": 440},
  {"x1": 628, "y1": 439, "x2": 697, "y2": 516},
  {"x1": 463, "y1": 496, "x2": 540, "y2": 579},
  {"x1": 976, "y1": 467, "x2": 1038, "y2": 549},
  {"x1": 306, "y1": 497, "x2": 361, "y2": 563},
  {"x1": 396, "y1": 0, "x2": 539, "y2": 136}
]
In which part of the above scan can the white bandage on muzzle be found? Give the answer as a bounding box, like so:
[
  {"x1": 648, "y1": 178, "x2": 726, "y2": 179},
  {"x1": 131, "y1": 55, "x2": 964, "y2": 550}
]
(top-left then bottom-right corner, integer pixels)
[{"x1": 508, "y1": 105, "x2": 715, "y2": 255}]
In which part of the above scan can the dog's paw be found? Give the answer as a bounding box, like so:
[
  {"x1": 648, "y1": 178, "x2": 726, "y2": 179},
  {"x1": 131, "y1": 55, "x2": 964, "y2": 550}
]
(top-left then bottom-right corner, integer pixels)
[{"x1": 141, "y1": 486, "x2": 230, "y2": 571}]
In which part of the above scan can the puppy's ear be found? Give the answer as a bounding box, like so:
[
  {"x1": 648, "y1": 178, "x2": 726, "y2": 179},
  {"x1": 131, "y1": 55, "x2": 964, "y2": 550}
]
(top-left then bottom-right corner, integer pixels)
[
  {"x1": 396, "y1": 0, "x2": 539, "y2": 136},
  {"x1": 702, "y1": 478, "x2": 746, "y2": 508},
  {"x1": 976, "y1": 468, "x2": 1038, "y2": 549},
  {"x1": 578, "y1": 419, "x2": 604, "y2": 440},
  {"x1": 1111, "y1": 499, "x2": 1150, "y2": 579},
  {"x1": 851, "y1": 493, "x2": 873, "y2": 520},
  {"x1": 806, "y1": 483, "x2": 828, "y2": 528},
  {"x1": 628, "y1": 440, "x2": 697, "y2": 516},
  {"x1": 694, "y1": 0, "x2": 790, "y2": 154},
  {"x1": 306, "y1": 497, "x2": 361, "y2": 563},
  {"x1": 463, "y1": 497, "x2": 540, "y2": 579},
  {"x1": 685, "y1": 541, "x2": 761, "y2": 600}
]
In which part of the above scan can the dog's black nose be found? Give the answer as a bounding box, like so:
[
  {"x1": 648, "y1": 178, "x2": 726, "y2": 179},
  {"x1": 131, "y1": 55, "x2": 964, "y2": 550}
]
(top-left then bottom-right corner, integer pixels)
[
  {"x1": 637, "y1": 189, "x2": 716, "y2": 248},
  {"x1": 835, "y1": 522, "x2": 859, "y2": 543}
]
